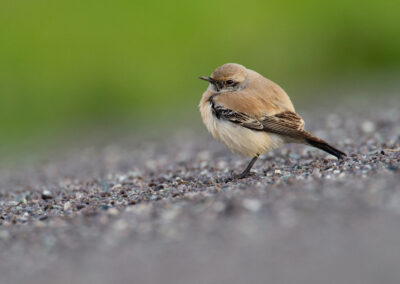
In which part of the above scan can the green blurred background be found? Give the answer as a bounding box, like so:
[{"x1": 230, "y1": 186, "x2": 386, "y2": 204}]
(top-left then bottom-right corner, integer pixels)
[{"x1": 1, "y1": 0, "x2": 400, "y2": 153}]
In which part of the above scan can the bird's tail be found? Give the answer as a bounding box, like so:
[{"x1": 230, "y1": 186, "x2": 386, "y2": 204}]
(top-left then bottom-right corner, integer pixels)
[{"x1": 303, "y1": 132, "x2": 347, "y2": 159}]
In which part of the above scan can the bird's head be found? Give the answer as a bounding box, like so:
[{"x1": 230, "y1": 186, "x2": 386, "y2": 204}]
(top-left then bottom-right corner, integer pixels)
[{"x1": 199, "y1": 63, "x2": 248, "y2": 93}]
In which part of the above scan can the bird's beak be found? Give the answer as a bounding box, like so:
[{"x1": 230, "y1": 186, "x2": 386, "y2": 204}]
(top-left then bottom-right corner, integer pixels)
[{"x1": 199, "y1": 76, "x2": 213, "y2": 83}]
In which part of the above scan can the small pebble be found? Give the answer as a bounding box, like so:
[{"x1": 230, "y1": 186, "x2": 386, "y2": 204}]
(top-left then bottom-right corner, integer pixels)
[
  {"x1": 41, "y1": 190, "x2": 53, "y2": 200},
  {"x1": 361, "y1": 121, "x2": 375, "y2": 133},
  {"x1": 312, "y1": 168, "x2": 322, "y2": 178},
  {"x1": 64, "y1": 201, "x2": 72, "y2": 211}
]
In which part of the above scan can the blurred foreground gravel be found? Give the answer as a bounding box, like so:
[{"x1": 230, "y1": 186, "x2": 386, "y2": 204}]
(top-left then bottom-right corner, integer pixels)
[{"x1": 0, "y1": 98, "x2": 399, "y2": 284}]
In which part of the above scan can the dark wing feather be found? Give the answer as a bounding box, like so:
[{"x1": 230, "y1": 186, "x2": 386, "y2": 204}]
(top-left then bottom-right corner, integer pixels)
[
  {"x1": 212, "y1": 100, "x2": 304, "y2": 135},
  {"x1": 260, "y1": 111, "x2": 305, "y2": 138},
  {"x1": 211, "y1": 102, "x2": 264, "y2": 130}
]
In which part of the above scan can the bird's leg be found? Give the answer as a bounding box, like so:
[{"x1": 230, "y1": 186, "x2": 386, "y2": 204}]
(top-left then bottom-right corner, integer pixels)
[{"x1": 236, "y1": 155, "x2": 259, "y2": 179}]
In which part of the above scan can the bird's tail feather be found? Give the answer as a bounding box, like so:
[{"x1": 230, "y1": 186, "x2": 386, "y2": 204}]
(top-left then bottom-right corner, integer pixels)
[{"x1": 304, "y1": 132, "x2": 347, "y2": 159}]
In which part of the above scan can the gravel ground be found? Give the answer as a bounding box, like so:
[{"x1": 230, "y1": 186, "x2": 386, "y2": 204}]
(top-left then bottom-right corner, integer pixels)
[{"x1": 0, "y1": 98, "x2": 399, "y2": 284}]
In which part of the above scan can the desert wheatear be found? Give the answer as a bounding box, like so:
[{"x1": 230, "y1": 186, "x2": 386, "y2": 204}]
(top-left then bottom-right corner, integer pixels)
[{"x1": 199, "y1": 63, "x2": 346, "y2": 179}]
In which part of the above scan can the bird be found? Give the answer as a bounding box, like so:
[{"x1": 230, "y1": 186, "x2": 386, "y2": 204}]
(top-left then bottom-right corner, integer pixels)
[{"x1": 199, "y1": 63, "x2": 346, "y2": 179}]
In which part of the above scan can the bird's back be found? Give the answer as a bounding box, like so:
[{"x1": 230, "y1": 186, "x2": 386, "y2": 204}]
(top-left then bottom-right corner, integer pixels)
[{"x1": 213, "y1": 69, "x2": 295, "y2": 118}]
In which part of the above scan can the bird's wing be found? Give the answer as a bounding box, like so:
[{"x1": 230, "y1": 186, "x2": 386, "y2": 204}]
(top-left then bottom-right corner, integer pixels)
[
  {"x1": 260, "y1": 111, "x2": 305, "y2": 137},
  {"x1": 211, "y1": 99, "x2": 306, "y2": 138}
]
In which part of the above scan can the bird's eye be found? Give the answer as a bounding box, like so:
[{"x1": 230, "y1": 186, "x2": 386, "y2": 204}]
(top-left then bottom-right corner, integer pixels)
[{"x1": 226, "y1": 80, "x2": 234, "y2": 85}]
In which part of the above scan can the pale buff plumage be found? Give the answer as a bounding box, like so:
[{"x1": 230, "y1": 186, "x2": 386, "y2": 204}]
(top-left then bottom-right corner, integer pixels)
[
  {"x1": 199, "y1": 63, "x2": 301, "y2": 157},
  {"x1": 198, "y1": 63, "x2": 346, "y2": 178}
]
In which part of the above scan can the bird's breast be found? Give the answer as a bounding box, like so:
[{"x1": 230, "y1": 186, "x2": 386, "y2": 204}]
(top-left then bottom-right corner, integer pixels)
[{"x1": 199, "y1": 95, "x2": 284, "y2": 157}]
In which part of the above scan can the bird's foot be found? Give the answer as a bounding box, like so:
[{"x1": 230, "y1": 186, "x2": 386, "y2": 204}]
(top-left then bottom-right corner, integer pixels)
[
  {"x1": 229, "y1": 170, "x2": 255, "y2": 181},
  {"x1": 222, "y1": 169, "x2": 256, "y2": 183},
  {"x1": 235, "y1": 171, "x2": 255, "y2": 179}
]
